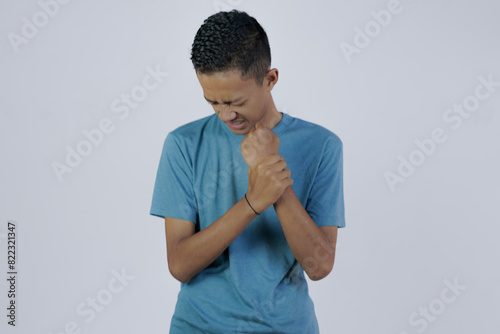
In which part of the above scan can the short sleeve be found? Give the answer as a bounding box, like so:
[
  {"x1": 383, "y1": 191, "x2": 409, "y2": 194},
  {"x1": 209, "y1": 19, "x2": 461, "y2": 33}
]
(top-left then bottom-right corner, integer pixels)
[
  {"x1": 305, "y1": 134, "x2": 346, "y2": 228},
  {"x1": 150, "y1": 132, "x2": 198, "y2": 224}
]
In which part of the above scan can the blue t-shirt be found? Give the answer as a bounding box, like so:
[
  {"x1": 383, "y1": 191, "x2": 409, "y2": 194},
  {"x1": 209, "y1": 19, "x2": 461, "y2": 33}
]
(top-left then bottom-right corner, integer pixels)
[{"x1": 150, "y1": 112, "x2": 345, "y2": 333}]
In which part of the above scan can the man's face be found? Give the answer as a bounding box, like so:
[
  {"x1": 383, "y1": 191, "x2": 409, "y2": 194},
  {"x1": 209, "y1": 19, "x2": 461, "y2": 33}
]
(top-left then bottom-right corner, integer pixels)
[{"x1": 196, "y1": 69, "x2": 277, "y2": 135}]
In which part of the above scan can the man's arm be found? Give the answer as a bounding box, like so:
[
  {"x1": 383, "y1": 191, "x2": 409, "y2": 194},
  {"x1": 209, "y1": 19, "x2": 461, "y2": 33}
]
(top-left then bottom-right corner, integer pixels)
[
  {"x1": 241, "y1": 121, "x2": 341, "y2": 281},
  {"x1": 164, "y1": 198, "x2": 256, "y2": 283},
  {"x1": 273, "y1": 187, "x2": 338, "y2": 281},
  {"x1": 165, "y1": 155, "x2": 292, "y2": 283}
]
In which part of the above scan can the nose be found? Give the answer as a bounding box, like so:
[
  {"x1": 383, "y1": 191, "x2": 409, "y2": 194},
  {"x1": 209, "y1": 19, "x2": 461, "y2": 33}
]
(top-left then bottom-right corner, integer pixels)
[{"x1": 217, "y1": 104, "x2": 237, "y2": 122}]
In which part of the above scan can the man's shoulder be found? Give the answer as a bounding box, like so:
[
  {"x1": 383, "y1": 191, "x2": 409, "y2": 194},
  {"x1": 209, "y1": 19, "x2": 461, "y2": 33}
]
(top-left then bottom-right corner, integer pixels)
[
  {"x1": 170, "y1": 114, "x2": 218, "y2": 137},
  {"x1": 285, "y1": 113, "x2": 342, "y2": 146},
  {"x1": 167, "y1": 114, "x2": 217, "y2": 142},
  {"x1": 162, "y1": 114, "x2": 220, "y2": 153}
]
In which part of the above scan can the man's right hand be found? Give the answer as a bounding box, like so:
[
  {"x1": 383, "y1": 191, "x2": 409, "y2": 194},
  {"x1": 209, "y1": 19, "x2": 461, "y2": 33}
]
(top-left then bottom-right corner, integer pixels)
[
  {"x1": 241, "y1": 121, "x2": 279, "y2": 168},
  {"x1": 246, "y1": 154, "x2": 293, "y2": 214}
]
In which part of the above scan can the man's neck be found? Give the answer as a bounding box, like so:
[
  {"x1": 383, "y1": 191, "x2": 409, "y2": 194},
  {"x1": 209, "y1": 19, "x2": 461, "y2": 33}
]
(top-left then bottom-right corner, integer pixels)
[{"x1": 261, "y1": 100, "x2": 283, "y2": 130}]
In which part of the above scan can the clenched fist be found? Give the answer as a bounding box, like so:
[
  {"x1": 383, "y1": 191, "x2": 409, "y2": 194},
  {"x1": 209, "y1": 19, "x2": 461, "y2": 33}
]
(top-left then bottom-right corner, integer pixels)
[{"x1": 241, "y1": 121, "x2": 279, "y2": 168}]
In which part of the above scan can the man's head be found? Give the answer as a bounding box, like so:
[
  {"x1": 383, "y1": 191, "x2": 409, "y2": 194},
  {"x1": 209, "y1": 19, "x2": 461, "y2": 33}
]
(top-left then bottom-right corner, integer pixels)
[
  {"x1": 191, "y1": 10, "x2": 282, "y2": 135},
  {"x1": 191, "y1": 10, "x2": 271, "y2": 86}
]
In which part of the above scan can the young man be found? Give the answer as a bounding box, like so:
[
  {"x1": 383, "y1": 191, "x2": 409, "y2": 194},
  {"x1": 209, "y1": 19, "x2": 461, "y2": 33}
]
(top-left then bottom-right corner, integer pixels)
[{"x1": 150, "y1": 10, "x2": 345, "y2": 333}]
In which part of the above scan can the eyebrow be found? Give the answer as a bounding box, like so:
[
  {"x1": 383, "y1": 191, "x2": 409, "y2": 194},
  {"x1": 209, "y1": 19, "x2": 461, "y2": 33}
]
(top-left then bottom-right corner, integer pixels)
[{"x1": 204, "y1": 96, "x2": 245, "y2": 104}]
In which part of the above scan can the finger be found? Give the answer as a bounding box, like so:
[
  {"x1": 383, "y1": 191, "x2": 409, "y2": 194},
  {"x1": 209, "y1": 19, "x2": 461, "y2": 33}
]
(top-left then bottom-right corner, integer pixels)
[
  {"x1": 260, "y1": 154, "x2": 283, "y2": 166},
  {"x1": 278, "y1": 168, "x2": 291, "y2": 180},
  {"x1": 256, "y1": 128, "x2": 273, "y2": 145},
  {"x1": 255, "y1": 120, "x2": 267, "y2": 129},
  {"x1": 270, "y1": 160, "x2": 287, "y2": 172},
  {"x1": 244, "y1": 128, "x2": 256, "y2": 140}
]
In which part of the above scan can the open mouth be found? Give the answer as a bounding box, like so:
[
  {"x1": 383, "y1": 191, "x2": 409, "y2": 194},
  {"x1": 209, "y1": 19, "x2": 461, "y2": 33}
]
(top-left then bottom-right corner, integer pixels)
[{"x1": 226, "y1": 120, "x2": 246, "y2": 130}]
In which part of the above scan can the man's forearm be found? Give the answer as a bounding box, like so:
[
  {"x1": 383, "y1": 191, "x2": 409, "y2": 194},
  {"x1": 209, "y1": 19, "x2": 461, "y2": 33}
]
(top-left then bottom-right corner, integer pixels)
[
  {"x1": 169, "y1": 197, "x2": 257, "y2": 283},
  {"x1": 274, "y1": 186, "x2": 336, "y2": 281}
]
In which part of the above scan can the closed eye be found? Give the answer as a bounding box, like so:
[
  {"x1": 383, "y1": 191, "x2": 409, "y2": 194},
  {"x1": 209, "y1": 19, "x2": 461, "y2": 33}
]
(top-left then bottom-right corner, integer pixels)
[{"x1": 208, "y1": 102, "x2": 244, "y2": 107}]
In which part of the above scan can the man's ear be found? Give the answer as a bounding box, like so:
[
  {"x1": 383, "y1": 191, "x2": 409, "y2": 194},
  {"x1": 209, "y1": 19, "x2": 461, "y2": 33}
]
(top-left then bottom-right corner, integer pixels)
[{"x1": 265, "y1": 68, "x2": 279, "y2": 90}]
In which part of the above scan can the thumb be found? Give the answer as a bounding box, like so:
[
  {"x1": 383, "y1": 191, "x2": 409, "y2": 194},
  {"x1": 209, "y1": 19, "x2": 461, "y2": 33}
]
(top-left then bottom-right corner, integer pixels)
[{"x1": 255, "y1": 120, "x2": 268, "y2": 130}]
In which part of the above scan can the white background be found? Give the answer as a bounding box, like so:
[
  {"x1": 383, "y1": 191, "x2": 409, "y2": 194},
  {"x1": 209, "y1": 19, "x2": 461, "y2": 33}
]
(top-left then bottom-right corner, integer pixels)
[{"x1": 1, "y1": 0, "x2": 499, "y2": 333}]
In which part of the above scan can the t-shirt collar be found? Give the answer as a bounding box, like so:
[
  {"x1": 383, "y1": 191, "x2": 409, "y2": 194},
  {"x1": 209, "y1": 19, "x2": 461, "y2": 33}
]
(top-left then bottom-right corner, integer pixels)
[{"x1": 217, "y1": 112, "x2": 291, "y2": 138}]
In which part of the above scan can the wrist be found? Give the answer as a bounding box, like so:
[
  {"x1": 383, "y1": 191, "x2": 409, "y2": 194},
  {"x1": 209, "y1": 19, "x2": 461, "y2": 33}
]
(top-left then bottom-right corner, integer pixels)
[
  {"x1": 244, "y1": 193, "x2": 260, "y2": 215},
  {"x1": 245, "y1": 191, "x2": 267, "y2": 214},
  {"x1": 274, "y1": 186, "x2": 294, "y2": 207}
]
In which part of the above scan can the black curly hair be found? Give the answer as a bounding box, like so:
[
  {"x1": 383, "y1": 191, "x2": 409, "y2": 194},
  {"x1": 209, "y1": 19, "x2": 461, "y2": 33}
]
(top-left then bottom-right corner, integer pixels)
[{"x1": 191, "y1": 10, "x2": 271, "y2": 86}]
